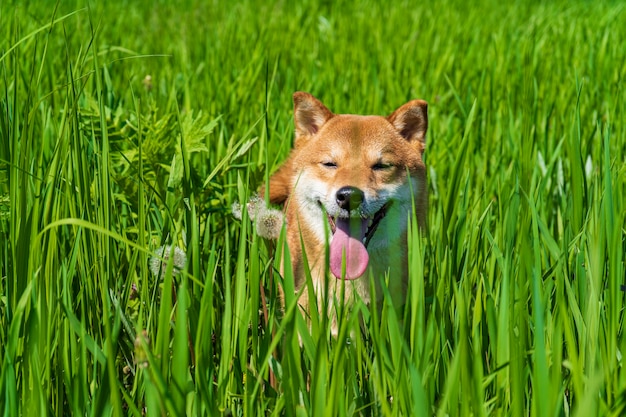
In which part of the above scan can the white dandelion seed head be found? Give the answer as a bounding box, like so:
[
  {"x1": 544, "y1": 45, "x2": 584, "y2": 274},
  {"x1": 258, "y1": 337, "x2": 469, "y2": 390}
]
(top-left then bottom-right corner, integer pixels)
[
  {"x1": 246, "y1": 194, "x2": 266, "y2": 221},
  {"x1": 149, "y1": 245, "x2": 187, "y2": 279},
  {"x1": 255, "y1": 208, "x2": 284, "y2": 240},
  {"x1": 231, "y1": 201, "x2": 243, "y2": 220}
]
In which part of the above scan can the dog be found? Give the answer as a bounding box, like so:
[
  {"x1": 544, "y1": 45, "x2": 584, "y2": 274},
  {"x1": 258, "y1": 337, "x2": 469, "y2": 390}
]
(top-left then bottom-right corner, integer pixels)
[{"x1": 267, "y1": 92, "x2": 428, "y2": 326}]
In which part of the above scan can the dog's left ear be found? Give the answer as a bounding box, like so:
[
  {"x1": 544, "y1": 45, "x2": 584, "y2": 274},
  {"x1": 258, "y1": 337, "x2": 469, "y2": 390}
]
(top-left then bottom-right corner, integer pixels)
[{"x1": 387, "y1": 100, "x2": 428, "y2": 146}]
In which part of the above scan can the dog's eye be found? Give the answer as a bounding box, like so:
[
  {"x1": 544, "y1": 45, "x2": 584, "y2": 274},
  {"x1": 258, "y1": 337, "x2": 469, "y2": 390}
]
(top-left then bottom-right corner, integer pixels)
[
  {"x1": 321, "y1": 161, "x2": 337, "y2": 168},
  {"x1": 372, "y1": 162, "x2": 392, "y2": 171}
]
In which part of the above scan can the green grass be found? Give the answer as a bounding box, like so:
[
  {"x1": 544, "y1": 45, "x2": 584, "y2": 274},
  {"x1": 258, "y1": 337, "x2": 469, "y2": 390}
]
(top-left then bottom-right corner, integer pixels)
[{"x1": 1, "y1": 0, "x2": 625, "y2": 415}]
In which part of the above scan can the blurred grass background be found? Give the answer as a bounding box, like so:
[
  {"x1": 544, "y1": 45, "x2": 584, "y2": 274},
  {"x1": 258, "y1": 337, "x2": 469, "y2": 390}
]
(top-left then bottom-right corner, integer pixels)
[{"x1": 0, "y1": 0, "x2": 625, "y2": 415}]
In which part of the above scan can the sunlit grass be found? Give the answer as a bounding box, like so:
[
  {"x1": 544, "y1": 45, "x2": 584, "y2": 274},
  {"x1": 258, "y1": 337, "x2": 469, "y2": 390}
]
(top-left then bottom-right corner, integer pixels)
[{"x1": 1, "y1": 0, "x2": 625, "y2": 415}]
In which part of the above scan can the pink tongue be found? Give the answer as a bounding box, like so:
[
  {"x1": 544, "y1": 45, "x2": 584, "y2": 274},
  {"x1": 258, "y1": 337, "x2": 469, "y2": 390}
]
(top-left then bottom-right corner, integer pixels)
[{"x1": 329, "y1": 218, "x2": 369, "y2": 280}]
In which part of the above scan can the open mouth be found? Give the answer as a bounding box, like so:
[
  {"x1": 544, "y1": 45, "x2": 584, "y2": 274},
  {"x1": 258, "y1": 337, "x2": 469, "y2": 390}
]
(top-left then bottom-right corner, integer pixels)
[
  {"x1": 326, "y1": 201, "x2": 392, "y2": 248},
  {"x1": 322, "y1": 201, "x2": 393, "y2": 280}
]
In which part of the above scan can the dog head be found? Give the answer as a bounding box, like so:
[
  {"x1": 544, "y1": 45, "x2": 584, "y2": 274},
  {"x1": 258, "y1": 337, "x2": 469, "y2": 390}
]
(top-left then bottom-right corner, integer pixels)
[{"x1": 272, "y1": 92, "x2": 428, "y2": 280}]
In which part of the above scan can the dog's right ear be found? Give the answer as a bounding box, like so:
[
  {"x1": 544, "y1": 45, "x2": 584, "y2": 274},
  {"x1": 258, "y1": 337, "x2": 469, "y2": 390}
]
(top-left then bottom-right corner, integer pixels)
[{"x1": 293, "y1": 92, "x2": 334, "y2": 141}]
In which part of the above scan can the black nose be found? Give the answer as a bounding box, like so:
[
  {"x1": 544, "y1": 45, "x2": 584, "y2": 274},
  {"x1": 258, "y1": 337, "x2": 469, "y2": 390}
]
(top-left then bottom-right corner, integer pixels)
[{"x1": 336, "y1": 186, "x2": 364, "y2": 211}]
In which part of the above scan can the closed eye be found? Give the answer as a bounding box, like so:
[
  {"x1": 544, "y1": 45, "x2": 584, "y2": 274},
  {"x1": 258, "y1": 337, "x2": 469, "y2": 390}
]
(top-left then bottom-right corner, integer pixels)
[
  {"x1": 321, "y1": 161, "x2": 337, "y2": 168},
  {"x1": 372, "y1": 162, "x2": 392, "y2": 170}
]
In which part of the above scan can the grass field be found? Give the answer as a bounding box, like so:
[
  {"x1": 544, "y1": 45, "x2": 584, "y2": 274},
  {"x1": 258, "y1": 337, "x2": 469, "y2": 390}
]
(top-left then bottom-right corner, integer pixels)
[{"x1": 1, "y1": 0, "x2": 625, "y2": 415}]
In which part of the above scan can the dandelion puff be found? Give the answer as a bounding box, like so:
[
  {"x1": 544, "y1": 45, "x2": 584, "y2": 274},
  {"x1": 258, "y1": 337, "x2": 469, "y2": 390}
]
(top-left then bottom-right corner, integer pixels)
[
  {"x1": 231, "y1": 201, "x2": 243, "y2": 220},
  {"x1": 246, "y1": 194, "x2": 266, "y2": 221},
  {"x1": 149, "y1": 245, "x2": 187, "y2": 279},
  {"x1": 255, "y1": 207, "x2": 285, "y2": 240}
]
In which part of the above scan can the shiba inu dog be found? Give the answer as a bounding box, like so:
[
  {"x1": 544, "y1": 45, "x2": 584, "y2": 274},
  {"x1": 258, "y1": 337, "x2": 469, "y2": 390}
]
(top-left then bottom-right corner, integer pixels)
[{"x1": 268, "y1": 92, "x2": 428, "y2": 322}]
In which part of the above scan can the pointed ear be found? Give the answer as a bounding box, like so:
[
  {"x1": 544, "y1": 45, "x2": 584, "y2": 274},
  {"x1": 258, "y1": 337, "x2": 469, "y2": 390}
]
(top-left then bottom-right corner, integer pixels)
[
  {"x1": 387, "y1": 99, "x2": 428, "y2": 145},
  {"x1": 293, "y1": 92, "x2": 334, "y2": 140}
]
